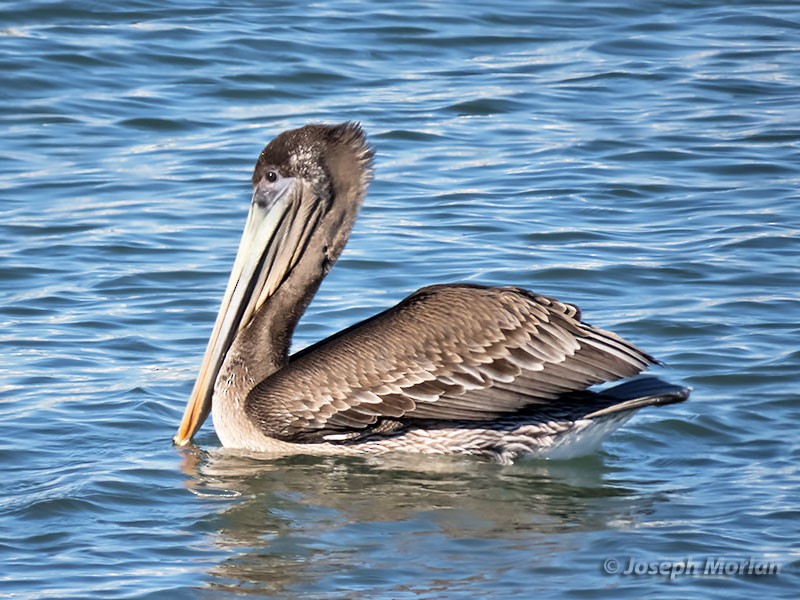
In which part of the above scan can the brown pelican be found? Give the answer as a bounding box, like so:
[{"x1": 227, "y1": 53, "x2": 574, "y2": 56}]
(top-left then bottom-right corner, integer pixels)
[{"x1": 174, "y1": 122, "x2": 689, "y2": 463}]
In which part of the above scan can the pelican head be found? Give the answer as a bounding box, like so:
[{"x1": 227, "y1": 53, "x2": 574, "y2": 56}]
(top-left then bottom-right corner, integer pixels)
[{"x1": 174, "y1": 122, "x2": 373, "y2": 446}]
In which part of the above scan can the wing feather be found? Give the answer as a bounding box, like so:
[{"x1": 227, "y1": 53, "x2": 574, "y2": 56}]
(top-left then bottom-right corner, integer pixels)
[{"x1": 245, "y1": 284, "x2": 656, "y2": 441}]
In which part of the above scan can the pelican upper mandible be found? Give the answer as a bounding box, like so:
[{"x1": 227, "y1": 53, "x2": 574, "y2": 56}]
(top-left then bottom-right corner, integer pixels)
[{"x1": 173, "y1": 122, "x2": 689, "y2": 463}]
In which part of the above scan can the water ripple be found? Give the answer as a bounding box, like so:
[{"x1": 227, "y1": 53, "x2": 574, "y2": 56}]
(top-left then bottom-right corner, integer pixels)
[{"x1": 1, "y1": 0, "x2": 799, "y2": 598}]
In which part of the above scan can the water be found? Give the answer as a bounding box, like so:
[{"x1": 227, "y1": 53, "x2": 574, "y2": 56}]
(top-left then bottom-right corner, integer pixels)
[{"x1": 1, "y1": 0, "x2": 799, "y2": 597}]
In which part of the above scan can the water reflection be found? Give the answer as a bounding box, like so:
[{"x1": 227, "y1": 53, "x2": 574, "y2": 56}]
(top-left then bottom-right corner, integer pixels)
[{"x1": 179, "y1": 448, "x2": 652, "y2": 595}]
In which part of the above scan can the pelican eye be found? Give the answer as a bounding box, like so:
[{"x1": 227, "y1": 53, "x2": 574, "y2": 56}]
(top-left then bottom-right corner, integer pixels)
[{"x1": 266, "y1": 170, "x2": 279, "y2": 183}]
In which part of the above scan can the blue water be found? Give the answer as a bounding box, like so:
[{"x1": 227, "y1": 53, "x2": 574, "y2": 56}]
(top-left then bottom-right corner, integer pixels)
[{"x1": 2, "y1": 0, "x2": 799, "y2": 597}]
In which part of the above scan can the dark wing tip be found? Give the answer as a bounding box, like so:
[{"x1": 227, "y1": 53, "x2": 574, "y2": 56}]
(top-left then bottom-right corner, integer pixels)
[
  {"x1": 583, "y1": 376, "x2": 691, "y2": 419},
  {"x1": 602, "y1": 376, "x2": 690, "y2": 402}
]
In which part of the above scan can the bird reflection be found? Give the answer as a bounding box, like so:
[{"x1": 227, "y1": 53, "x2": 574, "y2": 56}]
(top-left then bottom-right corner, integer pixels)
[{"x1": 178, "y1": 448, "x2": 657, "y2": 595}]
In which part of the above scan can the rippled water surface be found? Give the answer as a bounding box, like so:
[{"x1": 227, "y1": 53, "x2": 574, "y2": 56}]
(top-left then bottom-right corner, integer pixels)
[{"x1": 2, "y1": 1, "x2": 799, "y2": 597}]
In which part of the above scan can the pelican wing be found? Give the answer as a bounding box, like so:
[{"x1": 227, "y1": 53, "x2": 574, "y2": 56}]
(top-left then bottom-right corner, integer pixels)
[{"x1": 245, "y1": 284, "x2": 656, "y2": 442}]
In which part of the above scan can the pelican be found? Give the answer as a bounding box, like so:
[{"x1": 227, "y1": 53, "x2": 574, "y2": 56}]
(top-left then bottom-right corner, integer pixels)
[{"x1": 174, "y1": 122, "x2": 689, "y2": 463}]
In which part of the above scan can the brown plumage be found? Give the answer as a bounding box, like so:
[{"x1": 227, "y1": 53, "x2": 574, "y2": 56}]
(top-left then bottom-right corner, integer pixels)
[
  {"x1": 246, "y1": 284, "x2": 654, "y2": 441},
  {"x1": 174, "y1": 122, "x2": 689, "y2": 462}
]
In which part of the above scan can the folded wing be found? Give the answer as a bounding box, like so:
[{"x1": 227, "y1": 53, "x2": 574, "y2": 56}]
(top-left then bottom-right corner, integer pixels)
[{"x1": 245, "y1": 284, "x2": 656, "y2": 441}]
